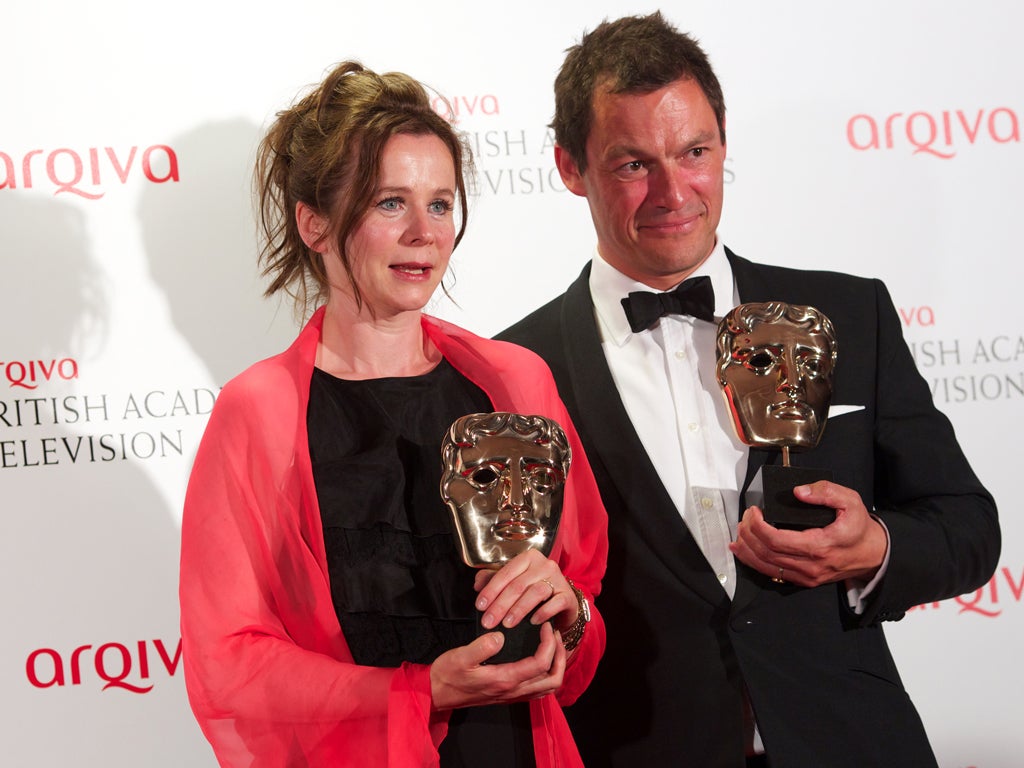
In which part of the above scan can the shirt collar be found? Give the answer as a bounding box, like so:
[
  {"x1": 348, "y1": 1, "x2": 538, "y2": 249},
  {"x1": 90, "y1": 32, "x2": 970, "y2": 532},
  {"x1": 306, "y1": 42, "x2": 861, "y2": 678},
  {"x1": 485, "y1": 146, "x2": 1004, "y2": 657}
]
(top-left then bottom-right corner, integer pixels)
[{"x1": 589, "y1": 239, "x2": 737, "y2": 347}]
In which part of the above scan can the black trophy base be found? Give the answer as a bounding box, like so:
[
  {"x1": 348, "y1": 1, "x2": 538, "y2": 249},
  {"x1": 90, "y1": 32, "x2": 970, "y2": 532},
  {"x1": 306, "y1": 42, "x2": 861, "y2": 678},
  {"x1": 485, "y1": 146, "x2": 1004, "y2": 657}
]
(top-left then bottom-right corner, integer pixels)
[
  {"x1": 478, "y1": 607, "x2": 540, "y2": 665},
  {"x1": 748, "y1": 464, "x2": 836, "y2": 530}
]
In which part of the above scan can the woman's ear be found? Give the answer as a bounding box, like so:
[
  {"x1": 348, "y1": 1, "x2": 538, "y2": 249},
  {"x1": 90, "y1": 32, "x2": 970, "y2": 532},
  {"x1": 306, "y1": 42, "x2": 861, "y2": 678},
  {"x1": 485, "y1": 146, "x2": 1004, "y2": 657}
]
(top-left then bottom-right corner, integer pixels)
[{"x1": 295, "y1": 202, "x2": 328, "y2": 251}]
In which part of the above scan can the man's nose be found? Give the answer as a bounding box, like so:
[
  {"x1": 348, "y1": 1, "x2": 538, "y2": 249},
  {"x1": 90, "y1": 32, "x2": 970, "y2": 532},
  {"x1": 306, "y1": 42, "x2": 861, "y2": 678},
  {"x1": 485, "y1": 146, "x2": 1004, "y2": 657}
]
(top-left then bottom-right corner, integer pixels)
[{"x1": 650, "y1": 165, "x2": 688, "y2": 209}]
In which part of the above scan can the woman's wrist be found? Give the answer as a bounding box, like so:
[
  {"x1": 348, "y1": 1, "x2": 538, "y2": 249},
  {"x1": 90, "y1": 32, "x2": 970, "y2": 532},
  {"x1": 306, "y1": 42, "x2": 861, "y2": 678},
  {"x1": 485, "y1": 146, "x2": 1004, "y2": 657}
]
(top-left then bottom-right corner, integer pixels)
[{"x1": 560, "y1": 579, "x2": 590, "y2": 652}]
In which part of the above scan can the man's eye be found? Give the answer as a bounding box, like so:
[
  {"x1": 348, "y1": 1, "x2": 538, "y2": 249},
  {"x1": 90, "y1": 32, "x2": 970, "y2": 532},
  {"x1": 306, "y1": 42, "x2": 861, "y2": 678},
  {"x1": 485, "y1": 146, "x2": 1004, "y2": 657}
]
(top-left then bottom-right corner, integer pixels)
[
  {"x1": 469, "y1": 467, "x2": 499, "y2": 487},
  {"x1": 615, "y1": 160, "x2": 646, "y2": 176}
]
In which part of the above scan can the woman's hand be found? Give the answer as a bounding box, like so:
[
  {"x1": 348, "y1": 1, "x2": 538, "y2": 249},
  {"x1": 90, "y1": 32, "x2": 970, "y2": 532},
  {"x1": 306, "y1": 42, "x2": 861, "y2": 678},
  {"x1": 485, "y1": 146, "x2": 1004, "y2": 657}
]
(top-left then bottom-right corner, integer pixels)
[
  {"x1": 473, "y1": 549, "x2": 579, "y2": 634},
  {"x1": 428, "y1": 550, "x2": 581, "y2": 710},
  {"x1": 429, "y1": 621, "x2": 566, "y2": 710}
]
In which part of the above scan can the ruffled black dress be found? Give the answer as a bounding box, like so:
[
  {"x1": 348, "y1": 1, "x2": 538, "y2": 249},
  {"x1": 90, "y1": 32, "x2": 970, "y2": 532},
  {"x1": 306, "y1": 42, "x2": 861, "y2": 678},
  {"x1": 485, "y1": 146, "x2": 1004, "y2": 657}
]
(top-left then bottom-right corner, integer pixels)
[{"x1": 307, "y1": 360, "x2": 536, "y2": 767}]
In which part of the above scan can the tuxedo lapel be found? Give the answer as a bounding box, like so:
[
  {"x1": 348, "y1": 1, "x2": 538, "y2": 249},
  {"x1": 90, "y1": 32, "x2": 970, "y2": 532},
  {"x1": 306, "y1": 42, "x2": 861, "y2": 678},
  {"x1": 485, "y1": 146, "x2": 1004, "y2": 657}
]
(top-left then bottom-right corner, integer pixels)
[
  {"x1": 727, "y1": 249, "x2": 779, "y2": 513},
  {"x1": 727, "y1": 249, "x2": 828, "y2": 612},
  {"x1": 558, "y1": 267, "x2": 728, "y2": 607}
]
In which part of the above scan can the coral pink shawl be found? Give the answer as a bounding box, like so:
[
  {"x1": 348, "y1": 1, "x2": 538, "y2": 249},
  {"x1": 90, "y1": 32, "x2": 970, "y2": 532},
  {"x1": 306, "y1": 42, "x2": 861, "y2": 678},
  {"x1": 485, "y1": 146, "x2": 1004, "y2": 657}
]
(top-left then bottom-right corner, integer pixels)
[{"x1": 180, "y1": 308, "x2": 607, "y2": 767}]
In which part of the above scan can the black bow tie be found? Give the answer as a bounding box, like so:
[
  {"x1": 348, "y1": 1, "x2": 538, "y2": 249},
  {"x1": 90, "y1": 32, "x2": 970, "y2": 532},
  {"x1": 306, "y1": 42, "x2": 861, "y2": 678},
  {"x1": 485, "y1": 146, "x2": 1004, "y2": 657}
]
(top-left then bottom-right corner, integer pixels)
[{"x1": 621, "y1": 275, "x2": 716, "y2": 332}]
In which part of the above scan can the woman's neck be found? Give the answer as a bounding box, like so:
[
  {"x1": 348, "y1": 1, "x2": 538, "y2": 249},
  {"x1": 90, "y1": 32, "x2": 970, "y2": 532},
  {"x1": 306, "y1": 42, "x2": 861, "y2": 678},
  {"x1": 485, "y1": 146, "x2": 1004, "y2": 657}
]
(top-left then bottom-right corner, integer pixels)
[{"x1": 316, "y1": 302, "x2": 441, "y2": 380}]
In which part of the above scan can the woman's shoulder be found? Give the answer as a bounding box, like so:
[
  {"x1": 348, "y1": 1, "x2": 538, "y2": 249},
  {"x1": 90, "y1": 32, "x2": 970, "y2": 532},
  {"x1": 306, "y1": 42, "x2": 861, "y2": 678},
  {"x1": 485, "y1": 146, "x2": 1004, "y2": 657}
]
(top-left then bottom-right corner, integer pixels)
[
  {"x1": 424, "y1": 314, "x2": 551, "y2": 372},
  {"x1": 207, "y1": 344, "x2": 310, "y2": 439}
]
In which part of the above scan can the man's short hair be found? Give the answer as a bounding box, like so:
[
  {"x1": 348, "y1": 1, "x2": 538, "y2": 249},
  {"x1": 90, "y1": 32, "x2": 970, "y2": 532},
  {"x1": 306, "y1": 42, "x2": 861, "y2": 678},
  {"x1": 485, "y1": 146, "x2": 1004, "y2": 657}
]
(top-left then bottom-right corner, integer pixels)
[{"x1": 552, "y1": 11, "x2": 726, "y2": 173}]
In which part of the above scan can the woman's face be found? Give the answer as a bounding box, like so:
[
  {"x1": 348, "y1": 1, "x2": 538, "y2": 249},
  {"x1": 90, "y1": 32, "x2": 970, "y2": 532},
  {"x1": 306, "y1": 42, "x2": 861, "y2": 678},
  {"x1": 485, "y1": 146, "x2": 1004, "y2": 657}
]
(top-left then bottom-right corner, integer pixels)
[{"x1": 331, "y1": 132, "x2": 458, "y2": 317}]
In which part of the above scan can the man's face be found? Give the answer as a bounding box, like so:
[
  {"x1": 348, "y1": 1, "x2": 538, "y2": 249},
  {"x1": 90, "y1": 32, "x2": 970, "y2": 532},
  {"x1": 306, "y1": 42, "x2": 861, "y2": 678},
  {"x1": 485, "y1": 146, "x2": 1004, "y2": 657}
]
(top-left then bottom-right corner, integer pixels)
[
  {"x1": 442, "y1": 435, "x2": 565, "y2": 568},
  {"x1": 720, "y1": 318, "x2": 834, "y2": 450},
  {"x1": 556, "y1": 77, "x2": 726, "y2": 291}
]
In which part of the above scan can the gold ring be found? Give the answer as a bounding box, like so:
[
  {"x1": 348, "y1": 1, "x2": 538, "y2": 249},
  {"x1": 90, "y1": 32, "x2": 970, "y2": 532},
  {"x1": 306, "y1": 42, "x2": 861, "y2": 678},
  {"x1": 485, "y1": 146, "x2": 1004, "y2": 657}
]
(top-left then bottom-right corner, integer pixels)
[
  {"x1": 771, "y1": 567, "x2": 786, "y2": 584},
  {"x1": 541, "y1": 578, "x2": 556, "y2": 597}
]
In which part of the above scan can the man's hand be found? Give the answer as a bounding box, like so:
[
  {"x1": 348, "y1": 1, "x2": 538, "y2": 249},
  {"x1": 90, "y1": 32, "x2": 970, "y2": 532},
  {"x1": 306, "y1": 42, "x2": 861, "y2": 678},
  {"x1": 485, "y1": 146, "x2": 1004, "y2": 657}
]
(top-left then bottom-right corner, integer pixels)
[{"x1": 729, "y1": 480, "x2": 887, "y2": 587}]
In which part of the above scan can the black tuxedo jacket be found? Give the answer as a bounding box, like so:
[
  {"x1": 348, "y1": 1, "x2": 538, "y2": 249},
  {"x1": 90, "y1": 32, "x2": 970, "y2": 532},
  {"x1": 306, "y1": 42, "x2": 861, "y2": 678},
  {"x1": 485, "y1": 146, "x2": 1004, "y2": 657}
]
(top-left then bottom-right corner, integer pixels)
[{"x1": 499, "y1": 249, "x2": 999, "y2": 768}]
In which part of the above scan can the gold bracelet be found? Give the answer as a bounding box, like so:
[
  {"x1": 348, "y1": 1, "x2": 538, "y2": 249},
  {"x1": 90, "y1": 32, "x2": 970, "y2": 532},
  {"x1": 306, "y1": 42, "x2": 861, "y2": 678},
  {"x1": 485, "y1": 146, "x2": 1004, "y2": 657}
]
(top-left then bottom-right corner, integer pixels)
[{"x1": 561, "y1": 579, "x2": 591, "y2": 652}]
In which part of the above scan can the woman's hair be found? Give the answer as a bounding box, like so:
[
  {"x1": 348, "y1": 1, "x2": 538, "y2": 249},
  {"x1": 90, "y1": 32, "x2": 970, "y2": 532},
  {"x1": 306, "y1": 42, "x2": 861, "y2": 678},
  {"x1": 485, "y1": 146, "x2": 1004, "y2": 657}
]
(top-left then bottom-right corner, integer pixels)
[{"x1": 255, "y1": 60, "x2": 472, "y2": 314}]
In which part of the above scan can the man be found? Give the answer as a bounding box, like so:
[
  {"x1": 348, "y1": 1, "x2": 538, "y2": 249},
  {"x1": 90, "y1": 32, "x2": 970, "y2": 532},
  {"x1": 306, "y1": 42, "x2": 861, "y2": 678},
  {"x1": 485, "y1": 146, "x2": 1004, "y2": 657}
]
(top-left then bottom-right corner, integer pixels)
[{"x1": 499, "y1": 12, "x2": 999, "y2": 768}]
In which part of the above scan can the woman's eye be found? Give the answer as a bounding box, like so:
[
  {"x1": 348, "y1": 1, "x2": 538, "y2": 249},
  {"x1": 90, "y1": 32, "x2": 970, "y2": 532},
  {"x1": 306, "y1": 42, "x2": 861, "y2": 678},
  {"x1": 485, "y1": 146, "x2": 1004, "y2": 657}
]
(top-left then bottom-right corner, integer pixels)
[
  {"x1": 376, "y1": 197, "x2": 401, "y2": 211},
  {"x1": 428, "y1": 200, "x2": 452, "y2": 215}
]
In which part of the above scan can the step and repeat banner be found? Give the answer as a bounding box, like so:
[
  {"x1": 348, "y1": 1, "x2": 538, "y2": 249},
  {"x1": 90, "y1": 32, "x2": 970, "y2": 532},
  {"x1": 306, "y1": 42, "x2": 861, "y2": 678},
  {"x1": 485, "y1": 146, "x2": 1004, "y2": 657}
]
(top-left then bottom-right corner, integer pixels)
[{"x1": 3, "y1": 1, "x2": 1021, "y2": 765}]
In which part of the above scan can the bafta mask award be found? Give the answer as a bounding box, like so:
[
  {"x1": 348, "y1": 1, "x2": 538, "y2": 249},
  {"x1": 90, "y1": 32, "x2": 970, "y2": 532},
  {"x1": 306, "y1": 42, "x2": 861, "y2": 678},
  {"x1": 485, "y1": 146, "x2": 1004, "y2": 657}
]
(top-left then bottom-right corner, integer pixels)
[
  {"x1": 440, "y1": 412, "x2": 570, "y2": 663},
  {"x1": 716, "y1": 302, "x2": 837, "y2": 529}
]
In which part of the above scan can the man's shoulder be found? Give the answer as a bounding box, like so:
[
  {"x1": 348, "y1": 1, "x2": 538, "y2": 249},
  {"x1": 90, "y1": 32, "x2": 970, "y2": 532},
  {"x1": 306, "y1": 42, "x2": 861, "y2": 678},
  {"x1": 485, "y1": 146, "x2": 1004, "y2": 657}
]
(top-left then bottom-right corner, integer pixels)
[
  {"x1": 729, "y1": 248, "x2": 877, "y2": 291},
  {"x1": 498, "y1": 292, "x2": 568, "y2": 345},
  {"x1": 497, "y1": 264, "x2": 590, "y2": 351}
]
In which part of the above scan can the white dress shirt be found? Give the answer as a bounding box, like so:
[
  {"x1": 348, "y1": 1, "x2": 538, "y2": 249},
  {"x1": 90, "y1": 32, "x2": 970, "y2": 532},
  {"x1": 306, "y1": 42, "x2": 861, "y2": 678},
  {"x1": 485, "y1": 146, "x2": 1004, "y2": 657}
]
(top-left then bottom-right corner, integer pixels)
[
  {"x1": 590, "y1": 240, "x2": 747, "y2": 597},
  {"x1": 588, "y1": 242, "x2": 888, "y2": 608}
]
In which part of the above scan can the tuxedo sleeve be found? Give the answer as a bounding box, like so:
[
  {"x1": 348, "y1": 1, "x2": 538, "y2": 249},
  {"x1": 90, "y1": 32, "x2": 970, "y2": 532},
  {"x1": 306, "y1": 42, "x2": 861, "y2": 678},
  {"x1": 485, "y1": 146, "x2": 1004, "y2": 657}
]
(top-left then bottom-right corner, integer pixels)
[{"x1": 859, "y1": 279, "x2": 999, "y2": 624}]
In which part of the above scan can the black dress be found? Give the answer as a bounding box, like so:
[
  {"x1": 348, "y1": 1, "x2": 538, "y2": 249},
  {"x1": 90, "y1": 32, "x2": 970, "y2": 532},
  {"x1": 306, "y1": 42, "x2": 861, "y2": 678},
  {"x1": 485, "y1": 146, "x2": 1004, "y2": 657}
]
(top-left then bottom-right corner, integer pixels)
[{"x1": 307, "y1": 360, "x2": 536, "y2": 768}]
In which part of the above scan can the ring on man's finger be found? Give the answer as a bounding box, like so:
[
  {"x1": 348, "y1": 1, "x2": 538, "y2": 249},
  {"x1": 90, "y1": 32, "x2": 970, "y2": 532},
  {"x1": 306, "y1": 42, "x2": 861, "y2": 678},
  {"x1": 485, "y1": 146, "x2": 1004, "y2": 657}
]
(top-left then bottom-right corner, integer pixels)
[{"x1": 771, "y1": 566, "x2": 786, "y2": 584}]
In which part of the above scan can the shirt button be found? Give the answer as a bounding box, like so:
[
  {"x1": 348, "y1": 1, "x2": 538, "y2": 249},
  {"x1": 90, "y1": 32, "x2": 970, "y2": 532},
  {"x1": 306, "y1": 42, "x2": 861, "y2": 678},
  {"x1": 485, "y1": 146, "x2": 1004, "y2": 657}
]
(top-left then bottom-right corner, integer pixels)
[
  {"x1": 675, "y1": 350, "x2": 686, "y2": 359},
  {"x1": 701, "y1": 497, "x2": 714, "y2": 509},
  {"x1": 718, "y1": 573, "x2": 727, "y2": 584},
  {"x1": 688, "y1": 423, "x2": 700, "y2": 433}
]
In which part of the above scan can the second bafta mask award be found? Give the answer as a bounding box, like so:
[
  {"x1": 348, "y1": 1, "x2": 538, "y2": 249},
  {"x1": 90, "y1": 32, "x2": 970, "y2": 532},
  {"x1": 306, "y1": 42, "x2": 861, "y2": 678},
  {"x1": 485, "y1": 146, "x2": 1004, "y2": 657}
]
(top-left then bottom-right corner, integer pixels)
[
  {"x1": 440, "y1": 412, "x2": 570, "y2": 663},
  {"x1": 716, "y1": 302, "x2": 837, "y2": 529}
]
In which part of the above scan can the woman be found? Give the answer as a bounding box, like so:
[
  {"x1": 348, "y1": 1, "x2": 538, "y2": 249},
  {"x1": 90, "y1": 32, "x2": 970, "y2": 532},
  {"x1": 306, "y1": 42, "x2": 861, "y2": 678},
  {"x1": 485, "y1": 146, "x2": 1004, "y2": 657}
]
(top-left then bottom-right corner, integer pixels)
[{"x1": 179, "y1": 61, "x2": 607, "y2": 767}]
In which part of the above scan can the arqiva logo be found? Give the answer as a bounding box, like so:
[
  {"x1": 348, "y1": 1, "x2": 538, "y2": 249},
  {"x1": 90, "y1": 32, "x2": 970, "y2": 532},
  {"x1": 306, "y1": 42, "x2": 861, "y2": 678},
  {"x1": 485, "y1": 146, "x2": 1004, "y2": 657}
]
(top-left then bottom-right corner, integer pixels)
[
  {"x1": 430, "y1": 94, "x2": 501, "y2": 124},
  {"x1": 910, "y1": 564, "x2": 1024, "y2": 618},
  {"x1": 0, "y1": 145, "x2": 179, "y2": 199},
  {"x1": 847, "y1": 107, "x2": 1020, "y2": 158},
  {"x1": 2, "y1": 358, "x2": 79, "y2": 390},
  {"x1": 26, "y1": 638, "x2": 182, "y2": 693}
]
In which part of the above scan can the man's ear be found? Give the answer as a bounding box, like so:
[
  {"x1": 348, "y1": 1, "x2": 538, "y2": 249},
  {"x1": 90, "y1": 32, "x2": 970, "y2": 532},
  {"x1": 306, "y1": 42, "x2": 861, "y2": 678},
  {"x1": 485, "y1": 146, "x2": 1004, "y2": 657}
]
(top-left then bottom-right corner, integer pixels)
[
  {"x1": 554, "y1": 144, "x2": 588, "y2": 198},
  {"x1": 295, "y1": 201, "x2": 328, "y2": 251}
]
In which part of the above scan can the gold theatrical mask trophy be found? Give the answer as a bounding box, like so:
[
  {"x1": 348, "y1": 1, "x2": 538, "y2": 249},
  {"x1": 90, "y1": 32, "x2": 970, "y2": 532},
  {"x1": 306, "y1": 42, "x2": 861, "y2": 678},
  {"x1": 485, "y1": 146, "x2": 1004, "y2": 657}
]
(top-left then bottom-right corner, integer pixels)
[
  {"x1": 716, "y1": 302, "x2": 837, "y2": 529},
  {"x1": 440, "y1": 412, "x2": 570, "y2": 663}
]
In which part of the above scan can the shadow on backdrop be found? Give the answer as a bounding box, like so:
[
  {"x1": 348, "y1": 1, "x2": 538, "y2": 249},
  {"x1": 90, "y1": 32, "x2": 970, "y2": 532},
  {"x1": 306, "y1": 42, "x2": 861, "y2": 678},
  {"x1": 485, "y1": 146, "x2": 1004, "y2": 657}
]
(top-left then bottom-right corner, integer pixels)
[
  {"x1": 136, "y1": 119, "x2": 298, "y2": 387},
  {"x1": 0, "y1": 193, "x2": 108, "y2": 359},
  {"x1": 0, "y1": 192, "x2": 198, "y2": 765}
]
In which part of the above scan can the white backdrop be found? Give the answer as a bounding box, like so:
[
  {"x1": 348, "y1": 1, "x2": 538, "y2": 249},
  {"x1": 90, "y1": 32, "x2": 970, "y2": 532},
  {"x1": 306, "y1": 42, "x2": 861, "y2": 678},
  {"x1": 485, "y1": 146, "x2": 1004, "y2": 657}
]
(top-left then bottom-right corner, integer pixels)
[{"x1": 3, "y1": 1, "x2": 1021, "y2": 766}]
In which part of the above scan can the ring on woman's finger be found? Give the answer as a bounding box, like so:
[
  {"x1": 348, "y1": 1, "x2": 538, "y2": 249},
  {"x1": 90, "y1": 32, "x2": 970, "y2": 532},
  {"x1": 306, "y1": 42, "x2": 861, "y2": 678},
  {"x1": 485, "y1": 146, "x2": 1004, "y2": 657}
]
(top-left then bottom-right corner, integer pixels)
[
  {"x1": 540, "y1": 578, "x2": 556, "y2": 598},
  {"x1": 771, "y1": 566, "x2": 786, "y2": 584}
]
